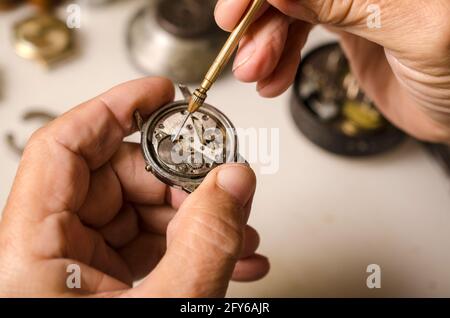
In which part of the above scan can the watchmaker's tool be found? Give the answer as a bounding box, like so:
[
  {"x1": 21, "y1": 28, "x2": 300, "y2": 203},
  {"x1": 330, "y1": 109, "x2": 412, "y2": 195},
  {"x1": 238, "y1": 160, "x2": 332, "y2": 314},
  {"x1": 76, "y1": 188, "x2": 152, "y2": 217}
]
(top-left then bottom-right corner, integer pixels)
[{"x1": 172, "y1": 0, "x2": 266, "y2": 142}]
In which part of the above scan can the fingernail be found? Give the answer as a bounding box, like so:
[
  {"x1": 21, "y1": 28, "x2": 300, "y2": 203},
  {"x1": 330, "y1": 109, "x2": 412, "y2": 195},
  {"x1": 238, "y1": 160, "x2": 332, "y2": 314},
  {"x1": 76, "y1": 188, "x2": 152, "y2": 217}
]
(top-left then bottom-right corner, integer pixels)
[
  {"x1": 232, "y1": 40, "x2": 255, "y2": 72},
  {"x1": 217, "y1": 164, "x2": 256, "y2": 207}
]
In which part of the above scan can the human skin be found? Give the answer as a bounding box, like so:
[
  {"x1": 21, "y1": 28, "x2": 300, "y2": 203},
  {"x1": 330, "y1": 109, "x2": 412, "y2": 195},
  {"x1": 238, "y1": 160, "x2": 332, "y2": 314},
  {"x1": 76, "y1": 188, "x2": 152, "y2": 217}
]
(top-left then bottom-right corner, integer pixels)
[
  {"x1": 215, "y1": 0, "x2": 450, "y2": 144},
  {"x1": 0, "y1": 77, "x2": 270, "y2": 297}
]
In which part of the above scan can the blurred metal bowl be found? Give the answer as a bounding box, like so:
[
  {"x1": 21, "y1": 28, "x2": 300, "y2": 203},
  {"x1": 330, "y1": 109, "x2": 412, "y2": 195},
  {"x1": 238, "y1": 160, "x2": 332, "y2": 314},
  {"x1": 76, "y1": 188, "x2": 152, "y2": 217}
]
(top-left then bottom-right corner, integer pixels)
[{"x1": 126, "y1": 0, "x2": 227, "y2": 83}]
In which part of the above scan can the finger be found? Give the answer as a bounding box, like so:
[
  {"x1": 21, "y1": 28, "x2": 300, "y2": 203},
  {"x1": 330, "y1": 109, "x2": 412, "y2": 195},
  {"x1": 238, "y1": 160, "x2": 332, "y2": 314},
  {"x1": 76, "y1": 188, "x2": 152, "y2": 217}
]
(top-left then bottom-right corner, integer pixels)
[
  {"x1": 99, "y1": 204, "x2": 139, "y2": 248},
  {"x1": 110, "y1": 143, "x2": 167, "y2": 205},
  {"x1": 218, "y1": 0, "x2": 423, "y2": 52},
  {"x1": 33, "y1": 211, "x2": 133, "y2": 285},
  {"x1": 135, "y1": 207, "x2": 259, "y2": 253},
  {"x1": 267, "y1": 0, "x2": 415, "y2": 50},
  {"x1": 127, "y1": 164, "x2": 257, "y2": 297},
  {"x1": 43, "y1": 77, "x2": 174, "y2": 170},
  {"x1": 119, "y1": 233, "x2": 166, "y2": 281},
  {"x1": 76, "y1": 141, "x2": 186, "y2": 228},
  {"x1": 29, "y1": 259, "x2": 129, "y2": 296},
  {"x1": 77, "y1": 141, "x2": 174, "y2": 228},
  {"x1": 257, "y1": 21, "x2": 311, "y2": 97},
  {"x1": 69, "y1": 225, "x2": 134, "y2": 286},
  {"x1": 232, "y1": 8, "x2": 291, "y2": 83},
  {"x1": 215, "y1": 0, "x2": 270, "y2": 32},
  {"x1": 136, "y1": 204, "x2": 176, "y2": 235},
  {"x1": 240, "y1": 225, "x2": 260, "y2": 258},
  {"x1": 232, "y1": 254, "x2": 270, "y2": 282},
  {"x1": 165, "y1": 187, "x2": 189, "y2": 210},
  {"x1": 77, "y1": 162, "x2": 122, "y2": 227},
  {"x1": 110, "y1": 143, "x2": 188, "y2": 207},
  {"x1": 5, "y1": 78, "x2": 174, "y2": 222}
]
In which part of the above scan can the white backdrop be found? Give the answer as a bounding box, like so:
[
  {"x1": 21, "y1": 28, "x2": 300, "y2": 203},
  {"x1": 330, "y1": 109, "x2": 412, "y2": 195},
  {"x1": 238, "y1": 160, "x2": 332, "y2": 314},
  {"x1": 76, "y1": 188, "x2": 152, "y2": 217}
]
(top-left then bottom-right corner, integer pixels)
[{"x1": 1, "y1": 0, "x2": 449, "y2": 297}]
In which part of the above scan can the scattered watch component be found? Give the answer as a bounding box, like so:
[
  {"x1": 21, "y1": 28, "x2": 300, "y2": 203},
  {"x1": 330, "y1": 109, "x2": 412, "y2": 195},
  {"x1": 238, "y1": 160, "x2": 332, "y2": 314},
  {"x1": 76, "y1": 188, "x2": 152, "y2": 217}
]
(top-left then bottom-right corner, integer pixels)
[
  {"x1": 136, "y1": 84, "x2": 242, "y2": 193},
  {"x1": 126, "y1": 0, "x2": 227, "y2": 83},
  {"x1": 13, "y1": 14, "x2": 75, "y2": 67},
  {"x1": 5, "y1": 109, "x2": 57, "y2": 156},
  {"x1": 290, "y1": 43, "x2": 405, "y2": 156}
]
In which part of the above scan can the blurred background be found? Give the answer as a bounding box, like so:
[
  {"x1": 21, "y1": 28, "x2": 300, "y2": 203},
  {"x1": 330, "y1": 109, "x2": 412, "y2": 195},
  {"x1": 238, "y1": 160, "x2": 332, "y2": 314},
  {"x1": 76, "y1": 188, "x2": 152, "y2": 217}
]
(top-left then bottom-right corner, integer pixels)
[{"x1": 1, "y1": 0, "x2": 450, "y2": 297}]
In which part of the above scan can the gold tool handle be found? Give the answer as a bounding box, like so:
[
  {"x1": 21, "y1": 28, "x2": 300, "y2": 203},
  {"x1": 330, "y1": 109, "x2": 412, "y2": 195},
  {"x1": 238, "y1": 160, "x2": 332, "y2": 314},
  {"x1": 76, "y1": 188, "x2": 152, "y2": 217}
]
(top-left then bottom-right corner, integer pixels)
[{"x1": 200, "y1": 0, "x2": 266, "y2": 91}]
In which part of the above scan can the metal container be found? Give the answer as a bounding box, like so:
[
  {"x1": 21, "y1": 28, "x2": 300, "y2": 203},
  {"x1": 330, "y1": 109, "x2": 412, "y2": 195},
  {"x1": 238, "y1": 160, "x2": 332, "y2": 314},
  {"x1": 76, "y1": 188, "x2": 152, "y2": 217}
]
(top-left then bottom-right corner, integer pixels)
[
  {"x1": 290, "y1": 43, "x2": 405, "y2": 156},
  {"x1": 126, "y1": 0, "x2": 227, "y2": 83}
]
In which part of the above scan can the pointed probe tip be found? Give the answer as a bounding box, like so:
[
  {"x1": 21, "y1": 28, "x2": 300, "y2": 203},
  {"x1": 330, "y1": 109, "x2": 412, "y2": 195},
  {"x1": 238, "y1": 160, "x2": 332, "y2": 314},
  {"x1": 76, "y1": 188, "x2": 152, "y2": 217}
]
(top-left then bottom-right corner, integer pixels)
[{"x1": 171, "y1": 113, "x2": 191, "y2": 142}]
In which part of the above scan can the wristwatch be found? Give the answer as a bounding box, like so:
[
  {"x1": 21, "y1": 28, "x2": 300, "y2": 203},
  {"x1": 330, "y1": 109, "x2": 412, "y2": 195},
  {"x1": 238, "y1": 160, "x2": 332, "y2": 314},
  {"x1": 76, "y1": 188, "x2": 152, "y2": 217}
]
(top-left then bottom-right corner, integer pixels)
[{"x1": 135, "y1": 84, "x2": 243, "y2": 193}]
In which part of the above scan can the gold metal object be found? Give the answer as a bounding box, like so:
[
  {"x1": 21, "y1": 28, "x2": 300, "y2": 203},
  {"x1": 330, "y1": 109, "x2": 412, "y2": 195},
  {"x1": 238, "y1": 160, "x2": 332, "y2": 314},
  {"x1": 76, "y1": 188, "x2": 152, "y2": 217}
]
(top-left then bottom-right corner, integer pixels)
[
  {"x1": 342, "y1": 100, "x2": 384, "y2": 131},
  {"x1": 13, "y1": 14, "x2": 75, "y2": 67},
  {"x1": 172, "y1": 0, "x2": 266, "y2": 141}
]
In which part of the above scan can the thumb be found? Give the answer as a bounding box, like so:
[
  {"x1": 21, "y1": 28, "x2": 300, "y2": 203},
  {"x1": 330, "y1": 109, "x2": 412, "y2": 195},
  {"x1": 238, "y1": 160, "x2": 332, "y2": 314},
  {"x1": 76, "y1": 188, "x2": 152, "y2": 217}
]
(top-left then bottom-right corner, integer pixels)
[{"x1": 129, "y1": 164, "x2": 256, "y2": 298}]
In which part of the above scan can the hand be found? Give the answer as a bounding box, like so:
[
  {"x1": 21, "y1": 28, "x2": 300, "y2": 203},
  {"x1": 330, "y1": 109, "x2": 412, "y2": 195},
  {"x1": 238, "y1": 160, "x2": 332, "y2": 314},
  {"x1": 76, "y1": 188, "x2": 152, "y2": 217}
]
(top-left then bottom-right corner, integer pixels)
[
  {"x1": 215, "y1": 0, "x2": 450, "y2": 143},
  {"x1": 0, "y1": 77, "x2": 269, "y2": 297}
]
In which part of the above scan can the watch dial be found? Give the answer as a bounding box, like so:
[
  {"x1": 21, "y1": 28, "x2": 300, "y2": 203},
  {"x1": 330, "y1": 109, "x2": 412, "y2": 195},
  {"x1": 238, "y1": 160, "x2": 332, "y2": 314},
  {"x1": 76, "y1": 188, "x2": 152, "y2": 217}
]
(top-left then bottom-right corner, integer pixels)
[{"x1": 150, "y1": 109, "x2": 227, "y2": 178}]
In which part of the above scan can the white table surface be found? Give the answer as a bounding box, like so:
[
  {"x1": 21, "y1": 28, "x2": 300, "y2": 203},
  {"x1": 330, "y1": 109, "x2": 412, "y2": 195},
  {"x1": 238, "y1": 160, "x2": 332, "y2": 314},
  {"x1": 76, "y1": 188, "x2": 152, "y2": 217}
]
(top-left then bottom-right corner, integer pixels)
[{"x1": 1, "y1": 0, "x2": 450, "y2": 297}]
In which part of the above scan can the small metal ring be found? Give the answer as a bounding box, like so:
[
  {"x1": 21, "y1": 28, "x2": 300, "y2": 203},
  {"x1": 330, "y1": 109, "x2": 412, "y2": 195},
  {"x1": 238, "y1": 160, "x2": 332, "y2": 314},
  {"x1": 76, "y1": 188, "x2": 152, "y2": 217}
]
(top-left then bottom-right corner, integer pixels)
[
  {"x1": 140, "y1": 100, "x2": 238, "y2": 193},
  {"x1": 6, "y1": 109, "x2": 57, "y2": 156}
]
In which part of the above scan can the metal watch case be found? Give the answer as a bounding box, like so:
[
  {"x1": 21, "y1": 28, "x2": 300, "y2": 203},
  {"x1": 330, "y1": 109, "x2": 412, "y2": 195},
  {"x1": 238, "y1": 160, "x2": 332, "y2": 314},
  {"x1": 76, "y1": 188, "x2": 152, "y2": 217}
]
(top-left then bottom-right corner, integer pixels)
[
  {"x1": 136, "y1": 85, "x2": 241, "y2": 193},
  {"x1": 290, "y1": 43, "x2": 405, "y2": 156}
]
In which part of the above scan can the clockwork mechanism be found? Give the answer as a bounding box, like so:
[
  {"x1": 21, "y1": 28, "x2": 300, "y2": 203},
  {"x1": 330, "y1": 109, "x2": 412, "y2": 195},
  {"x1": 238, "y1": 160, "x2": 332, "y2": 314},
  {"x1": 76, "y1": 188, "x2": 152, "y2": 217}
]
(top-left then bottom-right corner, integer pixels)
[{"x1": 137, "y1": 85, "x2": 240, "y2": 193}]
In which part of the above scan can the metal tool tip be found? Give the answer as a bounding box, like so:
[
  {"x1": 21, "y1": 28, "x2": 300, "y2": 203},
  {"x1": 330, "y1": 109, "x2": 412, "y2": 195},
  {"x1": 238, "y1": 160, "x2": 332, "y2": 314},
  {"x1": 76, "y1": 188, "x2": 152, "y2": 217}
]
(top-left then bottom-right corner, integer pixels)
[
  {"x1": 171, "y1": 113, "x2": 190, "y2": 142},
  {"x1": 188, "y1": 90, "x2": 207, "y2": 113},
  {"x1": 188, "y1": 97, "x2": 201, "y2": 112}
]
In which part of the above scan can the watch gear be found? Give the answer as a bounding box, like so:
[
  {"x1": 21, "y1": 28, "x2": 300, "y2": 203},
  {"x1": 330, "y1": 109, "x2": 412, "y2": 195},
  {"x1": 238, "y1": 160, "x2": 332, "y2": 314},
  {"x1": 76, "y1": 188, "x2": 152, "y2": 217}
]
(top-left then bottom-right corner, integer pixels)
[{"x1": 137, "y1": 85, "x2": 241, "y2": 193}]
